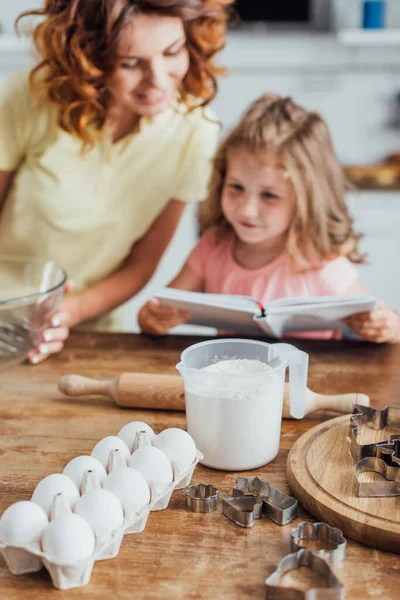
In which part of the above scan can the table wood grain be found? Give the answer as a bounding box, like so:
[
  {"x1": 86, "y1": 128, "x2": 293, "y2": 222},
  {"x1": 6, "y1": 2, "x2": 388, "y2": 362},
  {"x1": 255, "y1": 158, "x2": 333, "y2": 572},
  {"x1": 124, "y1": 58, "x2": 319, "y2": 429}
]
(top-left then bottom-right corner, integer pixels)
[{"x1": 1, "y1": 333, "x2": 399, "y2": 599}]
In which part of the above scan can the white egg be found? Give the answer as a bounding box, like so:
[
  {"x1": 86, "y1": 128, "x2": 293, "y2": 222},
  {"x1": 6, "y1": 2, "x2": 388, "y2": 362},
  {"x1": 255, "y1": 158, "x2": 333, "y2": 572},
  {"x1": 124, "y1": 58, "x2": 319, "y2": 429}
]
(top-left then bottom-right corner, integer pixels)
[
  {"x1": 91, "y1": 436, "x2": 131, "y2": 469},
  {"x1": 31, "y1": 474, "x2": 80, "y2": 517},
  {"x1": 74, "y1": 489, "x2": 124, "y2": 535},
  {"x1": 117, "y1": 421, "x2": 155, "y2": 452},
  {"x1": 0, "y1": 501, "x2": 49, "y2": 546},
  {"x1": 102, "y1": 467, "x2": 150, "y2": 512},
  {"x1": 41, "y1": 514, "x2": 95, "y2": 565},
  {"x1": 63, "y1": 455, "x2": 107, "y2": 491},
  {"x1": 153, "y1": 428, "x2": 196, "y2": 466},
  {"x1": 128, "y1": 445, "x2": 173, "y2": 485}
]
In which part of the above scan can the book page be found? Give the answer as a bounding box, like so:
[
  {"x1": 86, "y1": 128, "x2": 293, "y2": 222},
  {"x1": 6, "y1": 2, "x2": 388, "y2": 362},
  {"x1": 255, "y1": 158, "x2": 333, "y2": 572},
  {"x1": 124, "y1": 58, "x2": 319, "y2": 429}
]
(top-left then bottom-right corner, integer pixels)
[
  {"x1": 266, "y1": 294, "x2": 376, "y2": 312},
  {"x1": 259, "y1": 296, "x2": 377, "y2": 337},
  {"x1": 155, "y1": 289, "x2": 263, "y2": 334}
]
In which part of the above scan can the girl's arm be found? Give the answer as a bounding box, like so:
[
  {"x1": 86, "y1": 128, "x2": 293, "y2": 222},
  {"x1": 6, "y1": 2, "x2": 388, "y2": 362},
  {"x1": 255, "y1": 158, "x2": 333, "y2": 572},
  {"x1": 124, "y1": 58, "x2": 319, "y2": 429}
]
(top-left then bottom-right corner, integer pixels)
[
  {"x1": 169, "y1": 262, "x2": 203, "y2": 291},
  {"x1": 138, "y1": 259, "x2": 203, "y2": 336},
  {"x1": 344, "y1": 279, "x2": 400, "y2": 343},
  {"x1": 29, "y1": 199, "x2": 189, "y2": 362}
]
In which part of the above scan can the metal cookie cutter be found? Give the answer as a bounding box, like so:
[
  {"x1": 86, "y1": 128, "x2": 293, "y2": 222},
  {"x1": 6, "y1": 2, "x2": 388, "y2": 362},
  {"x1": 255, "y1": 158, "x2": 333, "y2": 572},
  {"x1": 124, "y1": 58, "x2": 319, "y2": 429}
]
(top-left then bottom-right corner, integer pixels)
[
  {"x1": 233, "y1": 477, "x2": 298, "y2": 525},
  {"x1": 349, "y1": 405, "x2": 400, "y2": 463},
  {"x1": 349, "y1": 405, "x2": 400, "y2": 497},
  {"x1": 222, "y1": 496, "x2": 263, "y2": 528},
  {"x1": 265, "y1": 548, "x2": 344, "y2": 600},
  {"x1": 185, "y1": 483, "x2": 219, "y2": 513},
  {"x1": 355, "y1": 436, "x2": 400, "y2": 497},
  {"x1": 290, "y1": 522, "x2": 346, "y2": 566}
]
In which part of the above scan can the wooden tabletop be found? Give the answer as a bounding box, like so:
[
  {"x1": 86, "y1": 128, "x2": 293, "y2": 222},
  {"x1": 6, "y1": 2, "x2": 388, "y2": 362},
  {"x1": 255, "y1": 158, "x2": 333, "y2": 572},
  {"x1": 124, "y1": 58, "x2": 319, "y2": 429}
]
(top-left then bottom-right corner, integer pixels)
[{"x1": 1, "y1": 333, "x2": 399, "y2": 599}]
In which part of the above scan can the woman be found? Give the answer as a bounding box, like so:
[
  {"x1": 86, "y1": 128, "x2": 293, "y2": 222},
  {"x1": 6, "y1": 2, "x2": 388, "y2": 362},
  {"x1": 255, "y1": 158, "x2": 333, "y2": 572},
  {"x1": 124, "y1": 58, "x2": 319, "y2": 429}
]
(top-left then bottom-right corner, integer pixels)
[{"x1": 0, "y1": 0, "x2": 232, "y2": 363}]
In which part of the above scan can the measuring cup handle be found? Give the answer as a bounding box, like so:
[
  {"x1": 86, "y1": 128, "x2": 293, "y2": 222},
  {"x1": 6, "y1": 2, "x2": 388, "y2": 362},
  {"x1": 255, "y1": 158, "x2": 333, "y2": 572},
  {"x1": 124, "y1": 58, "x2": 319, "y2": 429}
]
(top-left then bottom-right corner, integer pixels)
[
  {"x1": 288, "y1": 350, "x2": 308, "y2": 419},
  {"x1": 273, "y1": 343, "x2": 309, "y2": 419}
]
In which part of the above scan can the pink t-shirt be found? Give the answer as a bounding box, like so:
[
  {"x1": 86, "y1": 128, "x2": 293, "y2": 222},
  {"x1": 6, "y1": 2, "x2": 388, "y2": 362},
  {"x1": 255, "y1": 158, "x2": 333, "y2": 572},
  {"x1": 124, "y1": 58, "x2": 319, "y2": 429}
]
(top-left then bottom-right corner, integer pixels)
[{"x1": 187, "y1": 227, "x2": 359, "y2": 339}]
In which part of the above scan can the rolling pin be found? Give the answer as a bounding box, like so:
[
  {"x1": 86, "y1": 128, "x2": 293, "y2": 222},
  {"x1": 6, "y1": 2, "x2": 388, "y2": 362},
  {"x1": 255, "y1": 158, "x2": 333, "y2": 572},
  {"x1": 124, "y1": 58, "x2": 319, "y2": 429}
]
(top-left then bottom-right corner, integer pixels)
[{"x1": 58, "y1": 372, "x2": 370, "y2": 419}]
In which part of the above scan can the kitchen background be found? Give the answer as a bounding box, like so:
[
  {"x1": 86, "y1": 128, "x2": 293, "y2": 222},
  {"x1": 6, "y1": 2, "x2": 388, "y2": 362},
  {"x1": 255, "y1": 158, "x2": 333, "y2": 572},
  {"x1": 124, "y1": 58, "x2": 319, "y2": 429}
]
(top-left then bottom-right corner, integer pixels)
[{"x1": 0, "y1": 0, "x2": 399, "y2": 332}]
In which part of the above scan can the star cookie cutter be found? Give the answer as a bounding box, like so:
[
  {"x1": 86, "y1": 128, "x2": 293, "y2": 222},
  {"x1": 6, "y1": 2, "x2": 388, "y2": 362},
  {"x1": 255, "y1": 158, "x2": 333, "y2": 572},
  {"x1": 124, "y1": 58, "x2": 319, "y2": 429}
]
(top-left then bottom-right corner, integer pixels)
[
  {"x1": 349, "y1": 405, "x2": 400, "y2": 497},
  {"x1": 265, "y1": 548, "x2": 344, "y2": 600},
  {"x1": 185, "y1": 483, "x2": 219, "y2": 513},
  {"x1": 222, "y1": 496, "x2": 263, "y2": 528},
  {"x1": 233, "y1": 477, "x2": 298, "y2": 525},
  {"x1": 290, "y1": 522, "x2": 346, "y2": 566}
]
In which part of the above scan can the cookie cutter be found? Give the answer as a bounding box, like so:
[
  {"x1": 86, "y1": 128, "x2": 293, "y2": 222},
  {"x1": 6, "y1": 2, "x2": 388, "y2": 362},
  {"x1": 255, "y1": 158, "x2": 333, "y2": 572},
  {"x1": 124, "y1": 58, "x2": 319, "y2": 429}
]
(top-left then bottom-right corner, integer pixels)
[
  {"x1": 349, "y1": 405, "x2": 400, "y2": 463},
  {"x1": 349, "y1": 405, "x2": 400, "y2": 497},
  {"x1": 222, "y1": 496, "x2": 263, "y2": 528},
  {"x1": 290, "y1": 522, "x2": 346, "y2": 566},
  {"x1": 185, "y1": 483, "x2": 219, "y2": 513},
  {"x1": 355, "y1": 447, "x2": 400, "y2": 498},
  {"x1": 233, "y1": 477, "x2": 298, "y2": 525},
  {"x1": 265, "y1": 548, "x2": 344, "y2": 600}
]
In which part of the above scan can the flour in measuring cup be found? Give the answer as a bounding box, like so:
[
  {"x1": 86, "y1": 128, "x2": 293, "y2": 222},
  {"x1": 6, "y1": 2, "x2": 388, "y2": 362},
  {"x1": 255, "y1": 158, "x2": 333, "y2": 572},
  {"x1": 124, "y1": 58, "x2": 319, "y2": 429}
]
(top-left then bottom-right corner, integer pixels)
[
  {"x1": 198, "y1": 358, "x2": 274, "y2": 400},
  {"x1": 184, "y1": 357, "x2": 285, "y2": 470},
  {"x1": 203, "y1": 358, "x2": 271, "y2": 376}
]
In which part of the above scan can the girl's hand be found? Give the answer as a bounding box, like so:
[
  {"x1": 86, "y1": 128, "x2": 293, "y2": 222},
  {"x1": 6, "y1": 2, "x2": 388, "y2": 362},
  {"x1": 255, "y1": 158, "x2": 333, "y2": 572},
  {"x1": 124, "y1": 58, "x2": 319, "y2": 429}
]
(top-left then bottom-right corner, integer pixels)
[
  {"x1": 138, "y1": 298, "x2": 191, "y2": 336},
  {"x1": 344, "y1": 300, "x2": 400, "y2": 344},
  {"x1": 27, "y1": 282, "x2": 81, "y2": 364}
]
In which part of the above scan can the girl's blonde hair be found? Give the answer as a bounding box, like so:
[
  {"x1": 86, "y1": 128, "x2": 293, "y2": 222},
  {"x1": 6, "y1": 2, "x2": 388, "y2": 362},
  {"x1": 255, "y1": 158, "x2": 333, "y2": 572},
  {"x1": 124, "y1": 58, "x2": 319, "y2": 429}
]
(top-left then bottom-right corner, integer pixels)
[{"x1": 199, "y1": 93, "x2": 364, "y2": 268}]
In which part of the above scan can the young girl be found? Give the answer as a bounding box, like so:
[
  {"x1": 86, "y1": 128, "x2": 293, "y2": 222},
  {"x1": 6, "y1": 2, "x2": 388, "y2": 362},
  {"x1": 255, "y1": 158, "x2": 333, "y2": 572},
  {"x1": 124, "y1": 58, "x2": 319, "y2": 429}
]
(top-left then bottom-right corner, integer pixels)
[{"x1": 138, "y1": 94, "x2": 400, "y2": 342}]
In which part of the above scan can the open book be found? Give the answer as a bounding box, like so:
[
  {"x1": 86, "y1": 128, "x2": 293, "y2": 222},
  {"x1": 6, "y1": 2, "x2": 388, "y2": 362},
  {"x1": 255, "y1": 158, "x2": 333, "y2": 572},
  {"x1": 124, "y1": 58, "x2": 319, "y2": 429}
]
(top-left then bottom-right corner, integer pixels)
[{"x1": 154, "y1": 288, "x2": 377, "y2": 337}]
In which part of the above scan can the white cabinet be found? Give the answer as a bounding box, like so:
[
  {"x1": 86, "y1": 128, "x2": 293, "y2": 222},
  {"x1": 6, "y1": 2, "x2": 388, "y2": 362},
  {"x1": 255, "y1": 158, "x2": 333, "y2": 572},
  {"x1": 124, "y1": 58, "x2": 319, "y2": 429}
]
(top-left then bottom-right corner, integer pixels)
[{"x1": 347, "y1": 192, "x2": 400, "y2": 311}]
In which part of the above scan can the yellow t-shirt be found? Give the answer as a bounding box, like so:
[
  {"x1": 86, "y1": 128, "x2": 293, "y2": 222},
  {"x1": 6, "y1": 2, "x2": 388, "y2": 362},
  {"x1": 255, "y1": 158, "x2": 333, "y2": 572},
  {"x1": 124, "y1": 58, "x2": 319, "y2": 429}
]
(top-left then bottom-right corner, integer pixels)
[{"x1": 0, "y1": 71, "x2": 219, "y2": 330}]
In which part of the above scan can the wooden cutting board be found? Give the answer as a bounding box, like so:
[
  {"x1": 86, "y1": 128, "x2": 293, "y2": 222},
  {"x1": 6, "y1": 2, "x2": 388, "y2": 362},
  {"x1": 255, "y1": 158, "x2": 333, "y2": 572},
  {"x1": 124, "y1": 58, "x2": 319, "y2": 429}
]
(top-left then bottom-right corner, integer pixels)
[{"x1": 287, "y1": 415, "x2": 400, "y2": 553}]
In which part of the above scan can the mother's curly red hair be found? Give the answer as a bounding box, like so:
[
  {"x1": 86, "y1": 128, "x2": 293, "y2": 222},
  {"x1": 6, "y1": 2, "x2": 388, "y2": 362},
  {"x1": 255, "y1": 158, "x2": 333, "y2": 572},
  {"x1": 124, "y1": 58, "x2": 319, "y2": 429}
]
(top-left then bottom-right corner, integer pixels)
[{"x1": 17, "y1": 0, "x2": 233, "y2": 145}]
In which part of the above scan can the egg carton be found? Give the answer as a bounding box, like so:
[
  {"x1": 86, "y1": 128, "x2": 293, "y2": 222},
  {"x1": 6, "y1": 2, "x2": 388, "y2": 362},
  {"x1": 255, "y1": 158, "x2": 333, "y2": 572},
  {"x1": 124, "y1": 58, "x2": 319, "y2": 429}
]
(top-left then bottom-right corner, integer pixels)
[
  {"x1": 0, "y1": 494, "x2": 96, "y2": 590},
  {"x1": 0, "y1": 422, "x2": 203, "y2": 590},
  {"x1": 1, "y1": 545, "x2": 96, "y2": 591}
]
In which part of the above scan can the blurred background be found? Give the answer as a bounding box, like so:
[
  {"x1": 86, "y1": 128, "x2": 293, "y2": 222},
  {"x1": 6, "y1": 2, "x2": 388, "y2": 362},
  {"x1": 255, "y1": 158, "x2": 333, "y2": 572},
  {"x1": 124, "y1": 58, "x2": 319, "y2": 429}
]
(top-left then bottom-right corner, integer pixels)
[{"x1": 0, "y1": 1, "x2": 399, "y2": 331}]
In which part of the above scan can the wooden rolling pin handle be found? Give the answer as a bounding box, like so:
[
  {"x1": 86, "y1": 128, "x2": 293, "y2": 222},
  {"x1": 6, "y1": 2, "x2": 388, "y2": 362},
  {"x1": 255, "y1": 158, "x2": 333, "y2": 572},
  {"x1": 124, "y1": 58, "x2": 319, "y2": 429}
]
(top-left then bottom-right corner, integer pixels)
[
  {"x1": 305, "y1": 390, "x2": 370, "y2": 415},
  {"x1": 58, "y1": 375, "x2": 116, "y2": 401}
]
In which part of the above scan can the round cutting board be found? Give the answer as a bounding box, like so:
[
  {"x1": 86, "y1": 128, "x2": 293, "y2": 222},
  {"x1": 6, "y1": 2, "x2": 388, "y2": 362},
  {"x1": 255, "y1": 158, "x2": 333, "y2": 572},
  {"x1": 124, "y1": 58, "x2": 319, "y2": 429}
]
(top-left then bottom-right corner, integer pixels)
[{"x1": 287, "y1": 415, "x2": 400, "y2": 553}]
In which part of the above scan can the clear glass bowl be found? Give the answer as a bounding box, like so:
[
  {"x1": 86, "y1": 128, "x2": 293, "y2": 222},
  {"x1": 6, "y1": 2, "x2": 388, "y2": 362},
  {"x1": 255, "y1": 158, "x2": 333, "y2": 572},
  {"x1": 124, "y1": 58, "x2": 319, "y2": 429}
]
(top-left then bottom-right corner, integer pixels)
[{"x1": 0, "y1": 257, "x2": 66, "y2": 369}]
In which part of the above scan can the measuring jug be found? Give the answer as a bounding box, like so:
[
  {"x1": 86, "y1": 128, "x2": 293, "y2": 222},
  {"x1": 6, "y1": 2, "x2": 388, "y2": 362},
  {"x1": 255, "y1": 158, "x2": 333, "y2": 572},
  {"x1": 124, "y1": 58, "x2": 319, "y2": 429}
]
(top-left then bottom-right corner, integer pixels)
[{"x1": 176, "y1": 339, "x2": 308, "y2": 471}]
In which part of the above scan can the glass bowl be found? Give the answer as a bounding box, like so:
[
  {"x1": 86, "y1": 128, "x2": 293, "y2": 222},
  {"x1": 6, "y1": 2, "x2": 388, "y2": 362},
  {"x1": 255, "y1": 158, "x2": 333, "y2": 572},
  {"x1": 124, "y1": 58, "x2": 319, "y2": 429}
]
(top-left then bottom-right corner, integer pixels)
[{"x1": 0, "y1": 257, "x2": 66, "y2": 369}]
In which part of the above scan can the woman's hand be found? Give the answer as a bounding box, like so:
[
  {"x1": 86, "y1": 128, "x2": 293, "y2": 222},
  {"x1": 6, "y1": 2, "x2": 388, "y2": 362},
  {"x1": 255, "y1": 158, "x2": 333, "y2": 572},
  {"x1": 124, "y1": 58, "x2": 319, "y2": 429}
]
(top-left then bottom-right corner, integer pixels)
[
  {"x1": 344, "y1": 300, "x2": 400, "y2": 344},
  {"x1": 138, "y1": 298, "x2": 191, "y2": 336},
  {"x1": 27, "y1": 282, "x2": 82, "y2": 364}
]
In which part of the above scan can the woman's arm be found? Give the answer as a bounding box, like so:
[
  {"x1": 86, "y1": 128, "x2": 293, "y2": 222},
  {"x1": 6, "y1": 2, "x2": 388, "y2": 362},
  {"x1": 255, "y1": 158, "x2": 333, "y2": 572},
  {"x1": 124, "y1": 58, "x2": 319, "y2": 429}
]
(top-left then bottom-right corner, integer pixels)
[
  {"x1": 0, "y1": 170, "x2": 13, "y2": 212},
  {"x1": 65, "y1": 199, "x2": 188, "y2": 324},
  {"x1": 29, "y1": 199, "x2": 189, "y2": 363}
]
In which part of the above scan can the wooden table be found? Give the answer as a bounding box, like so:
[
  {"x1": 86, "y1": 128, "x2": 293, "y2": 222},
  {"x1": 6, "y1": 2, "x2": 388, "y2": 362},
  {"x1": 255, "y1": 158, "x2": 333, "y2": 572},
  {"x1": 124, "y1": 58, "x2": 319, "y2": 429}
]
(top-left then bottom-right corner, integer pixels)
[{"x1": 1, "y1": 333, "x2": 399, "y2": 599}]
